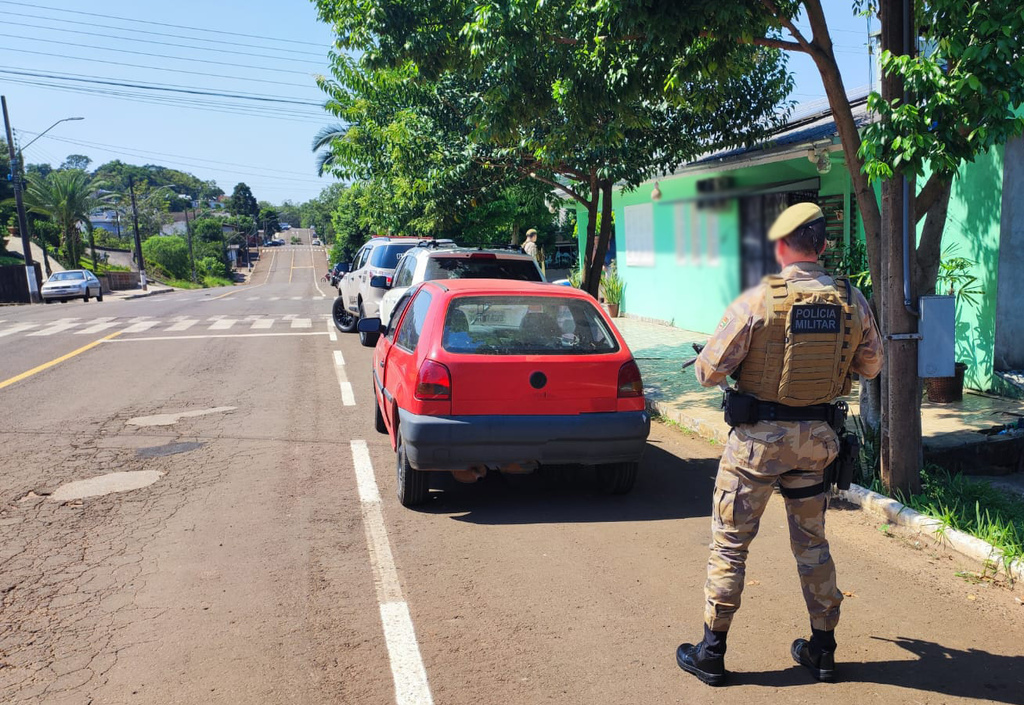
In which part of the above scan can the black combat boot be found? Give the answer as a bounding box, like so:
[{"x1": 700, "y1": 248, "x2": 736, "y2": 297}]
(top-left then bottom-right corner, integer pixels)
[
  {"x1": 676, "y1": 625, "x2": 727, "y2": 686},
  {"x1": 791, "y1": 628, "x2": 837, "y2": 682}
]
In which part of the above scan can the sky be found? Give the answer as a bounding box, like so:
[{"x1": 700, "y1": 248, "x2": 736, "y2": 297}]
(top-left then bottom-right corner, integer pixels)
[{"x1": 1, "y1": 1, "x2": 875, "y2": 206}]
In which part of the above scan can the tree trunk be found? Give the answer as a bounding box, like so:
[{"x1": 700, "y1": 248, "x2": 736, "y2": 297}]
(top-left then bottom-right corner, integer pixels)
[
  {"x1": 914, "y1": 180, "x2": 953, "y2": 299},
  {"x1": 511, "y1": 222, "x2": 521, "y2": 245},
  {"x1": 878, "y1": 0, "x2": 922, "y2": 497},
  {"x1": 583, "y1": 180, "x2": 614, "y2": 298}
]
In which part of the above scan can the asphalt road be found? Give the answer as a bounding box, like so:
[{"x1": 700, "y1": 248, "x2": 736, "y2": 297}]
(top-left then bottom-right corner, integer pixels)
[{"x1": 1, "y1": 232, "x2": 1022, "y2": 704}]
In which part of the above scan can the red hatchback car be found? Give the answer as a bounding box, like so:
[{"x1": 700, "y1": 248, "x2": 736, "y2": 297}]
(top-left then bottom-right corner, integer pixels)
[{"x1": 359, "y1": 279, "x2": 651, "y2": 506}]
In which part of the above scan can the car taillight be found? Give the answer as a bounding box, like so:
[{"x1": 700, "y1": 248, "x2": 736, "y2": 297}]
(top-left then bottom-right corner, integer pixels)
[
  {"x1": 415, "y1": 360, "x2": 451, "y2": 400},
  {"x1": 469, "y1": 253, "x2": 496, "y2": 259},
  {"x1": 617, "y1": 360, "x2": 643, "y2": 398},
  {"x1": 369, "y1": 268, "x2": 394, "y2": 286}
]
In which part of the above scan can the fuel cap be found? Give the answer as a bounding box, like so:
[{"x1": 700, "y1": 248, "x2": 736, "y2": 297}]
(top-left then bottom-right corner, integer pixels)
[{"x1": 529, "y1": 371, "x2": 547, "y2": 389}]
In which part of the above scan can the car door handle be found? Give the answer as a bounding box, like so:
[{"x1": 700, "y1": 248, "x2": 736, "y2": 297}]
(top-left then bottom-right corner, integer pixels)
[{"x1": 378, "y1": 360, "x2": 384, "y2": 368}]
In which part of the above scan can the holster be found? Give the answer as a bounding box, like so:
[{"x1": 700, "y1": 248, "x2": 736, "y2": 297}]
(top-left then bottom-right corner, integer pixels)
[{"x1": 824, "y1": 402, "x2": 857, "y2": 491}]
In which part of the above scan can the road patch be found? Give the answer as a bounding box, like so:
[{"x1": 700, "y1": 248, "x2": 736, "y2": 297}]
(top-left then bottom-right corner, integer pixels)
[
  {"x1": 49, "y1": 470, "x2": 164, "y2": 502},
  {"x1": 126, "y1": 406, "x2": 236, "y2": 427}
]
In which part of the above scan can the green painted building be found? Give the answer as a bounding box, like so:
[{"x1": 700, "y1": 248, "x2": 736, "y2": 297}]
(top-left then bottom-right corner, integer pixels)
[{"x1": 578, "y1": 100, "x2": 1023, "y2": 393}]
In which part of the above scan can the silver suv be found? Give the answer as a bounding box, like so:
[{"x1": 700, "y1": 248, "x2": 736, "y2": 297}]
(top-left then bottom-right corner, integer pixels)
[
  {"x1": 333, "y1": 237, "x2": 441, "y2": 344},
  {"x1": 378, "y1": 244, "x2": 545, "y2": 329}
]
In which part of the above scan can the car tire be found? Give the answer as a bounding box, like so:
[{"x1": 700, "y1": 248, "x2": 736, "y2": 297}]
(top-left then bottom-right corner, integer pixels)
[
  {"x1": 599, "y1": 461, "x2": 639, "y2": 495},
  {"x1": 358, "y1": 303, "x2": 379, "y2": 347},
  {"x1": 396, "y1": 429, "x2": 429, "y2": 507},
  {"x1": 332, "y1": 295, "x2": 357, "y2": 333},
  {"x1": 97, "y1": 289, "x2": 103, "y2": 302},
  {"x1": 374, "y1": 396, "x2": 387, "y2": 434},
  {"x1": 83, "y1": 290, "x2": 89, "y2": 302}
]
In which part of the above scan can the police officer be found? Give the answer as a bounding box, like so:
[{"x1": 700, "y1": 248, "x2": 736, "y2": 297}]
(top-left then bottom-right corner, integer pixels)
[{"x1": 676, "y1": 203, "x2": 883, "y2": 686}]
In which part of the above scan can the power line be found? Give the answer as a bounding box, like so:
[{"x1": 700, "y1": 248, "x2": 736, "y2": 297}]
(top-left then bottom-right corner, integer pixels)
[
  {"x1": 0, "y1": 0, "x2": 330, "y2": 49},
  {"x1": 0, "y1": 68, "x2": 324, "y2": 108},
  {"x1": 0, "y1": 47, "x2": 320, "y2": 89},
  {"x1": 1, "y1": 9, "x2": 331, "y2": 58},
  {"x1": 0, "y1": 33, "x2": 318, "y2": 76},
  {"x1": 3, "y1": 20, "x2": 327, "y2": 66}
]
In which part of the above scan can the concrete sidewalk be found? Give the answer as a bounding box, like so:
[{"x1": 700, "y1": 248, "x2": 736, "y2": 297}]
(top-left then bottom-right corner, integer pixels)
[
  {"x1": 615, "y1": 315, "x2": 1024, "y2": 457},
  {"x1": 105, "y1": 283, "x2": 176, "y2": 301}
]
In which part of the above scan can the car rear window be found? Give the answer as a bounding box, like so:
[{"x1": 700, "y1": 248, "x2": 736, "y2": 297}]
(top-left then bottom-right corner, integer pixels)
[
  {"x1": 50, "y1": 272, "x2": 85, "y2": 281},
  {"x1": 442, "y1": 295, "x2": 619, "y2": 355},
  {"x1": 424, "y1": 256, "x2": 541, "y2": 282},
  {"x1": 370, "y1": 243, "x2": 418, "y2": 269}
]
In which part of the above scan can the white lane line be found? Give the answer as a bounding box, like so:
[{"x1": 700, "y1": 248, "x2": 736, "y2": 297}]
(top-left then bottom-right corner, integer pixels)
[
  {"x1": 333, "y1": 350, "x2": 345, "y2": 366},
  {"x1": 291, "y1": 318, "x2": 311, "y2": 329},
  {"x1": 247, "y1": 296, "x2": 260, "y2": 301},
  {"x1": 327, "y1": 320, "x2": 337, "y2": 342},
  {"x1": 166, "y1": 319, "x2": 198, "y2": 332},
  {"x1": 350, "y1": 440, "x2": 434, "y2": 705},
  {"x1": 75, "y1": 317, "x2": 119, "y2": 335},
  {"x1": 120, "y1": 320, "x2": 158, "y2": 334},
  {"x1": 252, "y1": 318, "x2": 274, "y2": 330},
  {"x1": 209, "y1": 318, "x2": 237, "y2": 330},
  {"x1": 270, "y1": 296, "x2": 281, "y2": 301},
  {"x1": 0, "y1": 322, "x2": 40, "y2": 338},
  {"x1": 291, "y1": 296, "x2": 303, "y2": 301},
  {"x1": 104, "y1": 332, "x2": 330, "y2": 342},
  {"x1": 333, "y1": 350, "x2": 355, "y2": 406},
  {"x1": 312, "y1": 248, "x2": 325, "y2": 297}
]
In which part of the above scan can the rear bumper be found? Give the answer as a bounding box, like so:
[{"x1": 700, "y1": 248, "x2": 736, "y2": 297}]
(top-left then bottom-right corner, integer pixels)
[{"x1": 397, "y1": 409, "x2": 651, "y2": 471}]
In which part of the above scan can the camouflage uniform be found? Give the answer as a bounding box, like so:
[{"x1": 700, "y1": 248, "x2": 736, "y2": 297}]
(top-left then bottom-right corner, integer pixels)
[{"x1": 694, "y1": 261, "x2": 883, "y2": 633}]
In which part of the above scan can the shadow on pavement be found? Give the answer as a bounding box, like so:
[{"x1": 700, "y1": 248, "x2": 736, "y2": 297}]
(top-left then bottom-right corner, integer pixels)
[
  {"x1": 731, "y1": 636, "x2": 1024, "y2": 703},
  {"x1": 416, "y1": 442, "x2": 717, "y2": 525}
]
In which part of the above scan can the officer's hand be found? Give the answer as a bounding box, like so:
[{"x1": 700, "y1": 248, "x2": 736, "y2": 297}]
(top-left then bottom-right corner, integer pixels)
[{"x1": 692, "y1": 342, "x2": 706, "y2": 355}]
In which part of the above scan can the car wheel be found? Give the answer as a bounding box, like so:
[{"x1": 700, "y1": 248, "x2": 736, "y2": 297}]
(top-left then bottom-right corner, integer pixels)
[
  {"x1": 396, "y1": 429, "x2": 429, "y2": 507},
  {"x1": 332, "y1": 295, "x2": 357, "y2": 333},
  {"x1": 598, "y1": 461, "x2": 639, "y2": 495},
  {"x1": 97, "y1": 289, "x2": 103, "y2": 302},
  {"x1": 374, "y1": 396, "x2": 387, "y2": 434},
  {"x1": 358, "y1": 303, "x2": 379, "y2": 347},
  {"x1": 83, "y1": 290, "x2": 89, "y2": 302}
]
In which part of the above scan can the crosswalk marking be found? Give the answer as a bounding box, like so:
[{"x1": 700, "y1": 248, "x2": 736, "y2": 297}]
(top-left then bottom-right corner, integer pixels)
[
  {"x1": 121, "y1": 320, "x2": 158, "y2": 334},
  {"x1": 166, "y1": 319, "x2": 198, "y2": 332},
  {"x1": 75, "y1": 317, "x2": 119, "y2": 335},
  {"x1": 290, "y1": 318, "x2": 311, "y2": 329},
  {"x1": 27, "y1": 319, "x2": 81, "y2": 337},
  {"x1": 209, "y1": 318, "x2": 237, "y2": 330},
  {"x1": 251, "y1": 319, "x2": 274, "y2": 330},
  {"x1": 0, "y1": 322, "x2": 40, "y2": 338}
]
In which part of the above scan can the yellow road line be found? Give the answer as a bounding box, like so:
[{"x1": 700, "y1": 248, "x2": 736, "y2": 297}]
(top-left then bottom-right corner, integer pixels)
[
  {"x1": 0, "y1": 331, "x2": 122, "y2": 391},
  {"x1": 210, "y1": 289, "x2": 239, "y2": 300}
]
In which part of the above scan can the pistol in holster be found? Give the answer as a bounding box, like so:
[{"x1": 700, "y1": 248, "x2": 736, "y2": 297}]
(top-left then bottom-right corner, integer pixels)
[{"x1": 823, "y1": 402, "x2": 858, "y2": 492}]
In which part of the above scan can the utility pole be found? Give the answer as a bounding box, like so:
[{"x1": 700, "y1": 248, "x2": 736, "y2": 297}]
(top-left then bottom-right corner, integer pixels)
[
  {"x1": 183, "y1": 207, "x2": 197, "y2": 283},
  {"x1": 879, "y1": 0, "x2": 922, "y2": 496},
  {"x1": 128, "y1": 175, "x2": 148, "y2": 291},
  {"x1": 2, "y1": 95, "x2": 40, "y2": 303}
]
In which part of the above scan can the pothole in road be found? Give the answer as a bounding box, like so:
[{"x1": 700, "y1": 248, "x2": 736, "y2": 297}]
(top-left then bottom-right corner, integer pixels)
[
  {"x1": 137, "y1": 441, "x2": 204, "y2": 458},
  {"x1": 48, "y1": 471, "x2": 164, "y2": 502},
  {"x1": 126, "y1": 406, "x2": 236, "y2": 427}
]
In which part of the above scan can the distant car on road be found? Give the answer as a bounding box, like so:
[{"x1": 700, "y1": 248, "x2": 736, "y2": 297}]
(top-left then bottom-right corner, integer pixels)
[
  {"x1": 312, "y1": 238, "x2": 321, "y2": 246},
  {"x1": 281, "y1": 223, "x2": 291, "y2": 230},
  {"x1": 360, "y1": 279, "x2": 650, "y2": 506},
  {"x1": 41, "y1": 270, "x2": 103, "y2": 303},
  {"x1": 378, "y1": 244, "x2": 544, "y2": 325}
]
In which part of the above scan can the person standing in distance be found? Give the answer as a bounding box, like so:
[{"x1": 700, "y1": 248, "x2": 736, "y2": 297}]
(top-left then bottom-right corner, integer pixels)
[
  {"x1": 522, "y1": 229, "x2": 539, "y2": 261},
  {"x1": 676, "y1": 202, "x2": 883, "y2": 686}
]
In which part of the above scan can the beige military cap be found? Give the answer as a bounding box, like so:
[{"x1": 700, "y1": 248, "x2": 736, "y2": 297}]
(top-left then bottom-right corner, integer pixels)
[{"x1": 768, "y1": 202, "x2": 825, "y2": 241}]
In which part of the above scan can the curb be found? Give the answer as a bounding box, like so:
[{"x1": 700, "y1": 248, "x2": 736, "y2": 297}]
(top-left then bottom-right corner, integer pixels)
[
  {"x1": 647, "y1": 398, "x2": 729, "y2": 445},
  {"x1": 119, "y1": 288, "x2": 176, "y2": 301},
  {"x1": 838, "y1": 483, "x2": 1023, "y2": 582}
]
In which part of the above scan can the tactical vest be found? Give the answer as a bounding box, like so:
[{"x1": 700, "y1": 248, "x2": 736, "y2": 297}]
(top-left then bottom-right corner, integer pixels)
[{"x1": 736, "y1": 274, "x2": 863, "y2": 406}]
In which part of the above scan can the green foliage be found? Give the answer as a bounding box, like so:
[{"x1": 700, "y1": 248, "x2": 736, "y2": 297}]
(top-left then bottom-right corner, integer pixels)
[
  {"x1": 857, "y1": 1, "x2": 1024, "y2": 182},
  {"x1": 92, "y1": 161, "x2": 221, "y2": 207},
  {"x1": 276, "y1": 200, "x2": 301, "y2": 227},
  {"x1": 192, "y1": 217, "x2": 225, "y2": 243},
  {"x1": 829, "y1": 235, "x2": 873, "y2": 301},
  {"x1": 936, "y1": 244, "x2": 984, "y2": 307},
  {"x1": 25, "y1": 163, "x2": 53, "y2": 179},
  {"x1": 197, "y1": 256, "x2": 227, "y2": 279},
  {"x1": 141, "y1": 235, "x2": 190, "y2": 280},
  {"x1": 259, "y1": 207, "x2": 281, "y2": 234},
  {"x1": 330, "y1": 183, "x2": 372, "y2": 258},
  {"x1": 228, "y1": 182, "x2": 259, "y2": 218},
  {"x1": 599, "y1": 260, "x2": 625, "y2": 305},
  {"x1": 60, "y1": 154, "x2": 92, "y2": 171},
  {"x1": 22, "y1": 170, "x2": 112, "y2": 268},
  {"x1": 300, "y1": 183, "x2": 347, "y2": 242}
]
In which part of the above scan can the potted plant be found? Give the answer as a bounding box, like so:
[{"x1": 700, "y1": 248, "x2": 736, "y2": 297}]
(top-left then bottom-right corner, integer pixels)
[
  {"x1": 600, "y1": 260, "x2": 625, "y2": 318},
  {"x1": 926, "y1": 245, "x2": 984, "y2": 403}
]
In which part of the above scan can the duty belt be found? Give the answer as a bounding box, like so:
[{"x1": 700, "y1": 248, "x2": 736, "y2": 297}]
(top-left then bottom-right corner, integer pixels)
[{"x1": 722, "y1": 390, "x2": 837, "y2": 427}]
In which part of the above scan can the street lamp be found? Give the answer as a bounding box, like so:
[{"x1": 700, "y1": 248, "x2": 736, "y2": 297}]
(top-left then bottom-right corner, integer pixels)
[{"x1": 19, "y1": 117, "x2": 85, "y2": 152}]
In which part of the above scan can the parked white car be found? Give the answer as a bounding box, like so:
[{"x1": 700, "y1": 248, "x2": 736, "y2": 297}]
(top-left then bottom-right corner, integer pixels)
[
  {"x1": 40, "y1": 270, "x2": 103, "y2": 303},
  {"x1": 378, "y1": 245, "x2": 544, "y2": 324}
]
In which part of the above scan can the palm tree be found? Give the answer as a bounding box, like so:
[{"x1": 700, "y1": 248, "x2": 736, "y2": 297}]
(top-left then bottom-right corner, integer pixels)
[
  {"x1": 312, "y1": 123, "x2": 347, "y2": 177},
  {"x1": 23, "y1": 170, "x2": 110, "y2": 268}
]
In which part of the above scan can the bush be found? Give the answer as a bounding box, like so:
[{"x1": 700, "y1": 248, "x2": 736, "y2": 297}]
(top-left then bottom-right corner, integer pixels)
[
  {"x1": 197, "y1": 256, "x2": 225, "y2": 279},
  {"x1": 141, "y1": 236, "x2": 190, "y2": 280}
]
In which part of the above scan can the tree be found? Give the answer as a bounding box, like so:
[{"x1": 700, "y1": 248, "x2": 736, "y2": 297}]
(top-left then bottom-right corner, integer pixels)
[
  {"x1": 276, "y1": 200, "x2": 302, "y2": 227},
  {"x1": 300, "y1": 183, "x2": 347, "y2": 243},
  {"x1": 228, "y1": 183, "x2": 259, "y2": 219},
  {"x1": 314, "y1": 1, "x2": 793, "y2": 296},
  {"x1": 60, "y1": 154, "x2": 92, "y2": 172},
  {"x1": 26, "y1": 163, "x2": 53, "y2": 179},
  {"x1": 259, "y1": 207, "x2": 281, "y2": 235},
  {"x1": 22, "y1": 170, "x2": 110, "y2": 267},
  {"x1": 141, "y1": 235, "x2": 190, "y2": 279},
  {"x1": 192, "y1": 217, "x2": 225, "y2": 243}
]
